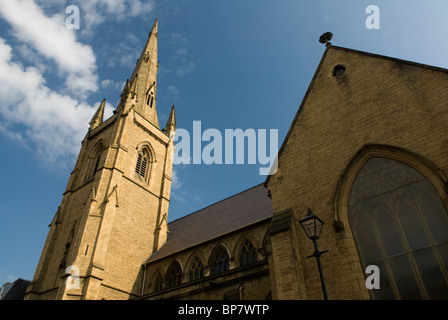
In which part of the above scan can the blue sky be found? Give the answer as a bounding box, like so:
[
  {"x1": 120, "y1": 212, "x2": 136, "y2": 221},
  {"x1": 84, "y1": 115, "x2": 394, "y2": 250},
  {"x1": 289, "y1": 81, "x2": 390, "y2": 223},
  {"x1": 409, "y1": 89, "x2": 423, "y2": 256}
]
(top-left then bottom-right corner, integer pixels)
[{"x1": 1, "y1": 0, "x2": 447, "y2": 286}]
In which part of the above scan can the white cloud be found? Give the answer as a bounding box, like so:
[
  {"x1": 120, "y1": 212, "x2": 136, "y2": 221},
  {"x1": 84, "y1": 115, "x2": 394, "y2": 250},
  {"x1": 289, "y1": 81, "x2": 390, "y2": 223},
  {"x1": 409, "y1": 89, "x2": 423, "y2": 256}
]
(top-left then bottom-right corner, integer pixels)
[
  {"x1": 171, "y1": 167, "x2": 182, "y2": 190},
  {"x1": 104, "y1": 39, "x2": 141, "y2": 69},
  {"x1": 15, "y1": 44, "x2": 48, "y2": 73},
  {"x1": 0, "y1": 0, "x2": 98, "y2": 96},
  {"x1": 0, "y1": 271, "x2": 16, "y2": 285},
  {"x1": 0, "y1": 38, "x2": 96, "y2": 165},
  {"x1": 176, "y1": 61, "x2": 195, "y2": 78},
  {"x1": 0, "y1": 0, "x2": 156, "y2": 168},
  {"x1": 170, "y1": 33, "x2": 189, "y2": 46},
  {"x1": 158, "y1": 0, "x2": 191, "y2": 16},
  {"x1": 101, "y1": 79, "x2": 125, "y2": 91},
  {"x1": 77, "y1": 0, "x2": 155, "y2": 34},
  {"x1": 170, "y1": 33, "x2": 196, "y2": 78},
  {"x1": 171, "y1": 184, "x2": 201, "y2": 205},
  {"x1": 167, "y1": 85, "x2": 180, "y2": 99}
]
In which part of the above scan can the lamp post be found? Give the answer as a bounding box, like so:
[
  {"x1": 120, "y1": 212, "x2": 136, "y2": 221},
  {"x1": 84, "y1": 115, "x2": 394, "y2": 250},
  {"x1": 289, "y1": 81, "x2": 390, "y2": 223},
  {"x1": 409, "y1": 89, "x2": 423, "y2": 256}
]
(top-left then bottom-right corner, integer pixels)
[{"x1": 298, "y1": 208, "x2": 329, "y2": 300}]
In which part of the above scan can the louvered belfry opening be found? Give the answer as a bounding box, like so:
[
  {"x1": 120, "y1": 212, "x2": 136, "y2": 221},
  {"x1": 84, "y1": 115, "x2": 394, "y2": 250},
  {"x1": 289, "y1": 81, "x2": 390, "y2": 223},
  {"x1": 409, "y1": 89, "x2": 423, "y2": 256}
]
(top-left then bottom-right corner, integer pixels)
[{"x1": 135, "y1": 150, "x2": 149, "y2": 178}]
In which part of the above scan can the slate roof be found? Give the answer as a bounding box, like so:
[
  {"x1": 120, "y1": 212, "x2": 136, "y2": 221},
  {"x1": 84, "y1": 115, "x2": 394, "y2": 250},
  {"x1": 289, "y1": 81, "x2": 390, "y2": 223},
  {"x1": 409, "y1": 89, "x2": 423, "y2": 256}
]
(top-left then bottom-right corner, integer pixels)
[{"x1": 146, "y1": 184, "x2": 273, "y2": 263}]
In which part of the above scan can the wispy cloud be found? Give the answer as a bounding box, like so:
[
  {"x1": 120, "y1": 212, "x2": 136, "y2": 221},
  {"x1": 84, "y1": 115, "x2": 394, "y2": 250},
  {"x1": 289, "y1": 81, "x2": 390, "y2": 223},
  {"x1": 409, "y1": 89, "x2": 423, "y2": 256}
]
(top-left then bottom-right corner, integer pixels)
[
  {"x1": 158, "y1": 0, "x2": 191, "y2": 16},
  {"x1": 171, "y1": 167, "x2": 182, "y2": 190},
  {"x1": 167, "y1": 85, "x2": 180, "y2": 100},
  {"x1": 75, "y1": 0, "x2": 155, "y2": 36},
  {"x1": 104, "y1": 38, "x2": 141, "y2": 69},
  {"x1": 0, "y1": 0, "x2": 153, "y2": 168},
  {"x1": 170, "y1": 33, "x2": 196, "y2": 78},
  {"x1": 0, "y1": 38, "x2": 100, "y2": 165},
  {"x1": 0, "y1": 0, "x2": 98, "y2": 96},
  {"x1": 0, "y1": 270, "x2": 18, "y2": 286},
  {"x1": 171, "y1": 186, "x2": 201, "y2": 205},
  {"x1": 170, "y1": 33, "x2": 189, "y2": 46}
]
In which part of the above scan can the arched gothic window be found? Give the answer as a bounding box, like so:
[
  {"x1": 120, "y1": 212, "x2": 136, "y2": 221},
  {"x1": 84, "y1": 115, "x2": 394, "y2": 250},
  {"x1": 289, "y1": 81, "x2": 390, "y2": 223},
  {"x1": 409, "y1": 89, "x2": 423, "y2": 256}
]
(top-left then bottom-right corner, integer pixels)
[
  {"x1": 189, "y1": 256, "x2": 205, "y2": 281},
  {"x1": 165, "y1": 260, "x2": 182, "y2": 288},
  {"x1": 211, "y1": 245, "x2": 230, "y2": 275},
  {"x1": 348, "y1": 157, "x2": 448, "y2": 299},
  {"x1": 153, "y1": 273, "x2": 163, "y2": 293},
  {"x1": 239, "y1": 239, "x2": 258, "y2": 267}
]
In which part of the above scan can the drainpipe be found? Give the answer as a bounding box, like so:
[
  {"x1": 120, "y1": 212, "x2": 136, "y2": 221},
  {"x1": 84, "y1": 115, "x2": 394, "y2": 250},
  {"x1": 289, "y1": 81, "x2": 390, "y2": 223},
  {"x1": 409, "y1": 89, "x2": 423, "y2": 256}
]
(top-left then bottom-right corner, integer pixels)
[
  {"x1": 238, "y1": 282, "x2": 244, "y2": 300},
  {"x1": 141, "y1": 264, "x2": 147, "y2": 297}
]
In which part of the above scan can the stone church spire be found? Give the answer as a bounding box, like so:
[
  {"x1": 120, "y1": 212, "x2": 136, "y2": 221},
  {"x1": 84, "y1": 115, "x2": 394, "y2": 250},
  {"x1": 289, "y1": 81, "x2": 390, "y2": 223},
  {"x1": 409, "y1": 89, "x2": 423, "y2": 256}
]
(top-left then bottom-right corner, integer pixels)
[
  {"x1": 117, "y1": 18, "x2": 159, "y2": 127},
  {"x1": 164, "y1": 105, "x2": 176, "y2": 139},
  {"x1": 89, "y1": 98, "x2": 106, "y2": 130},
  {"x1": 25, "y1": 20, "x2": 176, "y2": 300}
]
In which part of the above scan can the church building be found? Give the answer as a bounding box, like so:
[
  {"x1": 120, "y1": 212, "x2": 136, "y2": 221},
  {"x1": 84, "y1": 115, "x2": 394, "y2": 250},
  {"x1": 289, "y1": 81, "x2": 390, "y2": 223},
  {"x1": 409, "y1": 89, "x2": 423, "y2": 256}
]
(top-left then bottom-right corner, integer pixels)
[{"x1": 25, "y1": 20, "x2": 448, "y2": 300}]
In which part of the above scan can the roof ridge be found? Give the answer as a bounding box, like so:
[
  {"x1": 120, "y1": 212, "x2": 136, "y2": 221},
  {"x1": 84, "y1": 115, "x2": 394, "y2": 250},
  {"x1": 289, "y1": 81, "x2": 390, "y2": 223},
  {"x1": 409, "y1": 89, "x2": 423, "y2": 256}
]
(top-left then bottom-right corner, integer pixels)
[
  {"x1": 331, "y1": 45, "x2": 448, "y2": 73},
  {"x1": 167, "y1": 183, "x2": 266, "y2": 225}
]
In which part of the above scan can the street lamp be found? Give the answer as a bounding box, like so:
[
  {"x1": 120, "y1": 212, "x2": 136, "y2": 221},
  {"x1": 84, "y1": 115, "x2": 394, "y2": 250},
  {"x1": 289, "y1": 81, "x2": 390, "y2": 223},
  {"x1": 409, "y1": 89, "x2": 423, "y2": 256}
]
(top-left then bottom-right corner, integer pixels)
[{"x1": 298, "y1": 208, "x2": 329, "y2": 300}]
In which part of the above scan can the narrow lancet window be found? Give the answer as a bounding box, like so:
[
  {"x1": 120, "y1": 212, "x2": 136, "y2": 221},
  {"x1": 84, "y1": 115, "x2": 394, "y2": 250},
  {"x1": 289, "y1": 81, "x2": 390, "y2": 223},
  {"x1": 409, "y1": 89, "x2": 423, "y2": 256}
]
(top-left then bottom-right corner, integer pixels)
[
  {"x1": 211, "y1": 246, "x2": 230, "y2": 274},
  {"x1": 239, "y1": 239, "x2": 258, "y2": 267}
]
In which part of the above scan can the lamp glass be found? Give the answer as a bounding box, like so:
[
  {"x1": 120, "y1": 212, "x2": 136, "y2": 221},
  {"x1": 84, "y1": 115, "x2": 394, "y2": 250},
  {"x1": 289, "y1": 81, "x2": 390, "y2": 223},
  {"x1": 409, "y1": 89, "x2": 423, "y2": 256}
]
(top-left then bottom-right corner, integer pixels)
[{"x1": 299, "y1": 210, "x2": 324, "y2": 240}]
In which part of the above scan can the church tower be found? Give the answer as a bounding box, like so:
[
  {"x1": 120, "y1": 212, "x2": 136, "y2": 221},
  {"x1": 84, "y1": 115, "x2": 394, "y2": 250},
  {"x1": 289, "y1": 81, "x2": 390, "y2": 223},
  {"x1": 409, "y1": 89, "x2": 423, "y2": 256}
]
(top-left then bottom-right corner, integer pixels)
[{"x1": 25, "y1": 19, "x2": 176, "y2": 300}]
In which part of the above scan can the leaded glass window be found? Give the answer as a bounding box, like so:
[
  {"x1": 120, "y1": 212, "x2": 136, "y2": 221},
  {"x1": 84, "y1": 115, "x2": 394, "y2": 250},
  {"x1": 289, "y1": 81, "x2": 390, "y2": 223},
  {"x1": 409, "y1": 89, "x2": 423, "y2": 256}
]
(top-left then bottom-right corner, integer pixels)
[
  {"x1": 165, "y1": 261, "x2": 182, "y2": 288},
  {"x1": 211, "y1": 246, "x2": 230, "y2": 275},
  {"x1": 348, "y1": 157, "x2": 448, "y2": 299},
  {"x1": 239, "y1": 239, "x2": 258, "y2": 267},
  {"x1": 189, "y1": 256, "x2": 205, "y2": 281},
  {"x1": 153, "y1": 273, "x2": 163, "y2": 292}
]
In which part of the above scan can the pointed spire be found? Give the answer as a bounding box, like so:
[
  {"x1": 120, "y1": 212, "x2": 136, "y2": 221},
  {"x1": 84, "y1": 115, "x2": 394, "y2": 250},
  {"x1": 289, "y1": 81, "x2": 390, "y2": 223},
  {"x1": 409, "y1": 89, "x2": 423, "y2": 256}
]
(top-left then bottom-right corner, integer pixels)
[
  {"x1": 132, "y1": 17, "x2": 158, "y2": 79},
  {"x1": 164, "y1": 105, "x2": 176, "y2": 139},
  {"x1": 90, "y1": 99, "x2": 106, "y2": 130},
  {"x1": 116, "y1": 18, "x2": 160, "y2": 127}
]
